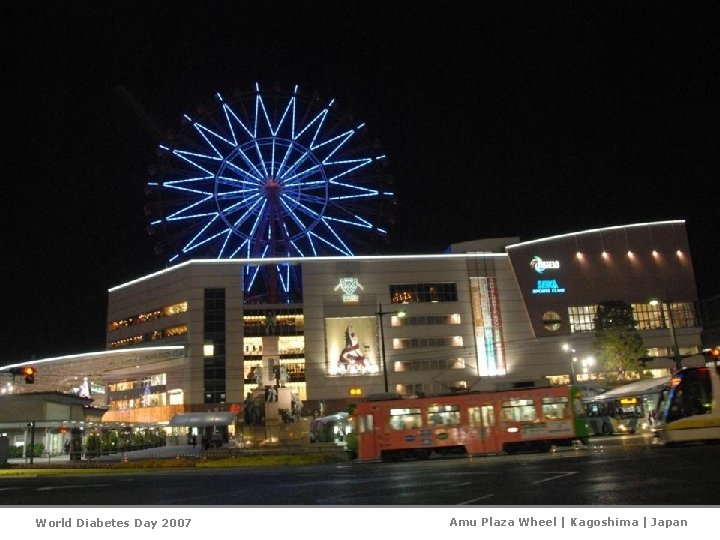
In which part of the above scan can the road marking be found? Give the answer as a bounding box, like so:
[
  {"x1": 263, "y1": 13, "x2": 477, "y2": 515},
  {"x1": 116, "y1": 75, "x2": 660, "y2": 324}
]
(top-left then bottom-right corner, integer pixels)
[
  {"x1": 531, "y1": 471, "x2": 577, "y2": 485},
  {"x1": 36, "y1": 484, "x2": 113, "y2": 491},
  {"x1": 458, "y1": 493, "x2": 495, "y2": 504}
]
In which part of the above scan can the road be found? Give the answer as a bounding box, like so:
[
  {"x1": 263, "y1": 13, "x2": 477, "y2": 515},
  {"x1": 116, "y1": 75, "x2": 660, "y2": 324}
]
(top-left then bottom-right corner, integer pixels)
[{"x1": 1, "y1": 434, "x2": 718, "y2": 505}]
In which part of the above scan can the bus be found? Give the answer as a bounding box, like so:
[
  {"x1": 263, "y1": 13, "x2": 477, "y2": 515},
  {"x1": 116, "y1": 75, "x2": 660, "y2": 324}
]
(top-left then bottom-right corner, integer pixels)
[
  {"x1": 656, "y1": 363, "x2": 720, "y2": 446},
  {"x1": 583, "y1": 377, "x2": 668, "y2": 436},
  {"x1": 354, "y1": 383, "x2": 590, "y2": 461}
]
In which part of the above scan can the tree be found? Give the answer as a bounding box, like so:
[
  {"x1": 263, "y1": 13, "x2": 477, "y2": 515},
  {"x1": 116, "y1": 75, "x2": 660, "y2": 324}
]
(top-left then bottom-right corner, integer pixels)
[{"x1": 593, "y1": 300, "x2": 646, "y2": 380}]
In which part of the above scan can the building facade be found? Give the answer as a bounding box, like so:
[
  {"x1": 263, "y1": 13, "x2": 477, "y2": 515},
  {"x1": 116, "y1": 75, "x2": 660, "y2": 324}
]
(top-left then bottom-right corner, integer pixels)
[{"x1": 93, "y1": 220, "x2": 703, "y2": 424}]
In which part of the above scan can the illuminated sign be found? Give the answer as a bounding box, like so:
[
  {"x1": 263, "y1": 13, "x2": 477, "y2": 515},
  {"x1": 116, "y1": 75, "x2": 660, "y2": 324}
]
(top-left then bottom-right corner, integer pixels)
[
  {"x1": 530, "y1": 256, "x2": 560, "y2": 274},
  {"x1": 532, "y1": 279, "x2": 566, "y2": 294},
  {"x1": 334, "y1": 277, "x2": 365, "y2": 303}
]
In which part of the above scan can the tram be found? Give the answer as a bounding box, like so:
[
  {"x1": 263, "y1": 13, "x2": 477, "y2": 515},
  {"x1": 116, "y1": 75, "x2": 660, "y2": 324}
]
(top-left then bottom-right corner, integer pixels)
[
  {"x1": 656, "y1": 363, "x2": 720, "y2": 445},
  {"x1": 354, "y1": 383, "x2": 591, "y2": 461}
]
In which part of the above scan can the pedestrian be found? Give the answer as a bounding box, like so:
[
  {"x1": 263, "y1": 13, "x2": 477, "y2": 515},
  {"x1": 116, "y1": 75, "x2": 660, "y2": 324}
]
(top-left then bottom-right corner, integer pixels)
[{"x1": 191, "y1": 434, "x2": 197, "y2": 448}]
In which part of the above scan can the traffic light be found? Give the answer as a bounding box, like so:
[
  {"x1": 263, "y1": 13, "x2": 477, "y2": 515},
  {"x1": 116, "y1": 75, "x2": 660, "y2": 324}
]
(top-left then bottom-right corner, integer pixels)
[
  {"x1": 21, "y1": 366, "x2": 36, "y2": 384},
  {"x1": 9, "y1": 366, "x2": 36, "y2": 384}
]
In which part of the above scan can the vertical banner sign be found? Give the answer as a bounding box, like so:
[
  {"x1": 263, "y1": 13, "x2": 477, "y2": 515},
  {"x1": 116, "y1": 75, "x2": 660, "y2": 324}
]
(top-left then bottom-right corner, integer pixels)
[{"x1": 470, "y1": 277, "x2": 507, "y2": 376}]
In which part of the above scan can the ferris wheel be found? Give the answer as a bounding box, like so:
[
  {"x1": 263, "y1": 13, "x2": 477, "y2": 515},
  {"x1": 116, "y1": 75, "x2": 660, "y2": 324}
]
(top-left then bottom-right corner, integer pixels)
[{"x1": 146, "y1": 83, "x2": 395, "y2": 302}]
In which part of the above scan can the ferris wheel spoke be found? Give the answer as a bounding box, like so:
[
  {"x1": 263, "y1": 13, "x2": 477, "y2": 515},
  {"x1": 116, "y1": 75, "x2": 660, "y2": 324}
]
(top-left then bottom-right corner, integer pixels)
[{"x1": 148, "y1": 83, "x2": 394, "y2": 301}]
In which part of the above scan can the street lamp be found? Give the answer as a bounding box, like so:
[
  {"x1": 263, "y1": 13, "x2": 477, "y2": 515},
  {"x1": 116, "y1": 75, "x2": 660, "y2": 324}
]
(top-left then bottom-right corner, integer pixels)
[
  {"x1": 650, "y1": 298, "x2": 681, "y2": 371},
  {"x1": 376, "y1": 303, "x2": 405, "y2": 393},
  {"x1": 562, "y1": 343, "x2": 577, "y2": 384}
]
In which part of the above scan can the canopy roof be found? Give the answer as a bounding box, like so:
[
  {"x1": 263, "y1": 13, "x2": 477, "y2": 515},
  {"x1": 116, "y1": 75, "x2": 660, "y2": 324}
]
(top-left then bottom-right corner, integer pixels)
[
  {"x1": 589, "y1": 377, "x2": 670, "y2": 401},
  {"x1": 168, "y1": 412, "x2": 235, "y2": 427}
]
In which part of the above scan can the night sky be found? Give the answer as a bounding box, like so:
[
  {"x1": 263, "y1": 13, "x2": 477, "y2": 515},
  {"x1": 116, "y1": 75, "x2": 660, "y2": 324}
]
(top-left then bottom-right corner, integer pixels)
[{"x1": 3, "y1": 2, "x2": 719, "y2": 361}]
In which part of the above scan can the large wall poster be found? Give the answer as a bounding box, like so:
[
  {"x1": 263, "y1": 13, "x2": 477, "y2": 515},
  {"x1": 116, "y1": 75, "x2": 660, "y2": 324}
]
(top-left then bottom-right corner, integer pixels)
[{"x1": 325, "y1": 316, "x2": 380, "y2": 376}]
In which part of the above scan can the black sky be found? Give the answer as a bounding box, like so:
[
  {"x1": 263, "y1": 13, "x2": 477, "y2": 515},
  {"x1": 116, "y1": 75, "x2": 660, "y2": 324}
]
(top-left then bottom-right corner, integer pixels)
[{"x1": 2, "y1": 1, "x2": 719, "y2": 361}]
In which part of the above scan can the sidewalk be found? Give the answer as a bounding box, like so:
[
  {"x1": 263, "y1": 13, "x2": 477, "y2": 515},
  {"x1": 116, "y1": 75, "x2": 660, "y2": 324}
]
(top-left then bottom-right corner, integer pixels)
[{"x1": 5, "y1": 444, "x2": 203, "y2": 465}]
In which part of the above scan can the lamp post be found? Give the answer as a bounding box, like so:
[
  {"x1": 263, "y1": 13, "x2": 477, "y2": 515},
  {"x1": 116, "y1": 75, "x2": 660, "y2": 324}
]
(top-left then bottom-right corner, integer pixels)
[
  {"x1": 376, "y1": 303, "x2": 405, "y2": 393},
  {"x1": 562, "y1": 343, "x2": 577, "y2": 384}
]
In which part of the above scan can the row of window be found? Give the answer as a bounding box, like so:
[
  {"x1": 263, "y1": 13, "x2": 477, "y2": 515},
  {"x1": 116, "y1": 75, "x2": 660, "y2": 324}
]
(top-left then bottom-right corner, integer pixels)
[
  {"x1": 566, "y1": 301, "x2": 697, "y2": 334},
  {"x1": 390, "y1": 283, "x2": 458, "y2": 304},
  {"x1": 243, "y1": 309, "x2": 304, "y2": 336},
  {"x1": 395, "y1": 357, "x2": 467, "y2": 372},
  {"x1": 387, "y1": 396, "x2": 571, "y2": 430},
  {"x1": 108, "y1": 301, "x2": 187, "y2": 332},
  {"x1": 392, "y1": 313, "x2": 462, "y2": 327},
  {"x1": 108, "y1": 324, "x2": 189, "y2": 348},
  {"x1": 394, "y1": 336, "x2": 464, "y2": 349}
]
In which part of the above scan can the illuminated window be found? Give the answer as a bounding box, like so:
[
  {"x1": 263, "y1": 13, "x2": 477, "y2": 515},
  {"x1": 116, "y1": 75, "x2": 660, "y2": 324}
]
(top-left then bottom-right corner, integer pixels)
[
  {"x1": 108, "y1": 301, "x2": 188, "y2": 332},
  {"x1": 389, "y1": 283, "x2": 458, "y2": 304},
  {"x1": 469, "y1": 405, "x2": 495, "y2": 428},
  {"x1": 501, "y1": 399, "x2": 536, "y2": 422},
  {"x1": 426, "y1": 404, "x2": 460, "y2": 426},
  {"x1": 389, "y1": 408, "x2": 422, "y2": 430},
  {"x1": 542, "y1": 396, "x2": 569, "y2": 419}
]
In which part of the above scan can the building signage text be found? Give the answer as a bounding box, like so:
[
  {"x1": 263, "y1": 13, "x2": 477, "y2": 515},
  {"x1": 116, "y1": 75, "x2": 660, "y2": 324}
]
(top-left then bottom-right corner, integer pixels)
[{"x1": 530, "y1": 256, "x2": 560, "y2": 274}]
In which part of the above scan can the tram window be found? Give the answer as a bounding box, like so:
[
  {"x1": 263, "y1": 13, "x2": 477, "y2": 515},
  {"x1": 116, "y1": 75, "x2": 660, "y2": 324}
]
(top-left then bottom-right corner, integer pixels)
[
  {"x1": 389, "y1": 408, "x2": 422, "y2": 430},
  {"x1": 358, "y1": 414, "x2": 373, "y2": 433},
  {"x1": 542, "y1": 396, "x2": 569, "y2": 419},
  {"x1": 469, "y1": 405, "x2": 495, "y2": 428},
  {"x1": 427, "y1": 404, "x2": 461, "y2": 426},
  {"x1": 501, "y1": 399, "x2": 536, "y2": 422}
]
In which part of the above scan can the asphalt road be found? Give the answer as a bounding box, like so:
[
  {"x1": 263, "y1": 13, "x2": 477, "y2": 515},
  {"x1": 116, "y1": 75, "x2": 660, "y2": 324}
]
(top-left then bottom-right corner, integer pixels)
[{"x1": 1, "y1": 435, "x2": 718, "y2": 506}]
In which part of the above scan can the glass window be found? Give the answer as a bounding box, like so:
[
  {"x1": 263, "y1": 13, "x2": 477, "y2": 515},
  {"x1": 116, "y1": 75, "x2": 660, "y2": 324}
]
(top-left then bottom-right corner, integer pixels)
[
  {"x1": 390, "y1": 283, "x2": 458, "y2": 304},
  {"x1": 426, "y1": 404, "x2": 460, "y2": 426},
  {"x1": 501, "y1": 399, "x2": 536, "y2": 422},
  {"x1": 468, "y1": 405, "x2": 495, "y2": 428},
  {"x1": 389, "y1": 408, "x2": 422, "y2": 430},
  {"x1": 542, "y1": 396, "x2": 569, "y2": 419},
  {"x1": 359, "y1": 414, "x2": 373, "y2": 433}
]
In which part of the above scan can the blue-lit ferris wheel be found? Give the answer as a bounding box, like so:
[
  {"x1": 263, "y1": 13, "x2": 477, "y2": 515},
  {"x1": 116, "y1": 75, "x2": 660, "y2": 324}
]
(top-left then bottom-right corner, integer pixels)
[{"x1": 146, "y1": 83, "x2": 395, "y2": 303}]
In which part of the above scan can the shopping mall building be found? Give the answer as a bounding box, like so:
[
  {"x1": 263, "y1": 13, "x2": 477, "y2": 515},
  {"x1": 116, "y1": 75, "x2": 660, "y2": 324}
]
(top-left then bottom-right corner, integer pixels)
[{"x1": 0, "y1": 219, "x2": 706, "y2": 450}]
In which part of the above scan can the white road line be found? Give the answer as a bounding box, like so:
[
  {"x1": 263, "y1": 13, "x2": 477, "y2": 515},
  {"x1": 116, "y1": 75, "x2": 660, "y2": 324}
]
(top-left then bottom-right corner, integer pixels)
[
  {"x1": 531, "y1": 471, "x2": 577, "y2": 485},
  {"x1": 458, "y1": 493, "x2": 495, "y2": 504}
]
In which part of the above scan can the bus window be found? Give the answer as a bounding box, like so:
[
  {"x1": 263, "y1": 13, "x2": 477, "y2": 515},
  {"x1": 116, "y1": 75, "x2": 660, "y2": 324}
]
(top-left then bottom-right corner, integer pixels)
[
  {"x1": 389, "y1": 408, "x2": 422, "y2": 430},
  {"x1": 617, "y1": 397, "x2": 643, "y2": 420},
  {"x1": 501, "y1": 399, "x2": 536, "y2": 422},
  {"x1": 427, "y1": 404, "x2": 461, "y2": 426},
  {"x1": 680, "y1": 382, "x2": 711, "y2": 416},
  {"x1": 542, "y1": 396, "x2": 569, "y2": 419}
]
